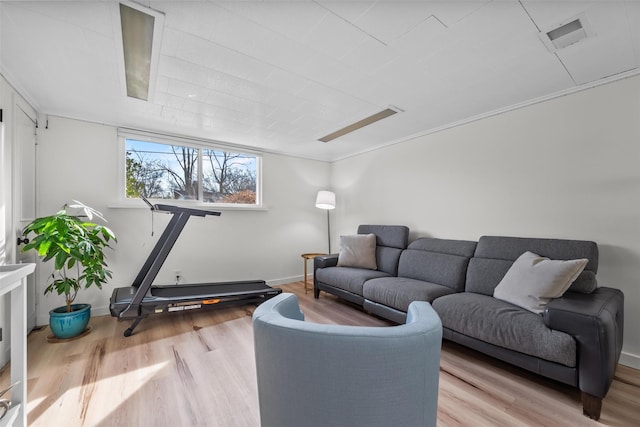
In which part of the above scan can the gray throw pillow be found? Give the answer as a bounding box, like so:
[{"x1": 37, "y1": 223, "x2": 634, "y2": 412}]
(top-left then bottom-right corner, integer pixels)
[
  {"x1": 337, "y1": 234, "x2": 377, "y2": 270},
  {"x1": 493, "y1": 251, "x2": 588, "y2": 314},
  {"x1": 569, "y1": 270, "x2": 598, "y2": 294}
]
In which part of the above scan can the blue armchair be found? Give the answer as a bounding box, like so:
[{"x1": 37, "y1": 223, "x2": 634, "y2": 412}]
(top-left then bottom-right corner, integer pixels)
[{"x1": 252, "y1": 293, "x2": 442, "y2": 427}]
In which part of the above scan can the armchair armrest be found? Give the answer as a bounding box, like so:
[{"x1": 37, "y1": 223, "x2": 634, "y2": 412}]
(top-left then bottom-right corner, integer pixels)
[{"x1": 543, "y1": 287, "x2": 624, "y2": 401}]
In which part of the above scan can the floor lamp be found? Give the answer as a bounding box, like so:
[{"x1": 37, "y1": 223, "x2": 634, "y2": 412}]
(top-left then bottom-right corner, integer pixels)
[{"x1": 315, "y1": 190, "x2": 336, "y2": 253}]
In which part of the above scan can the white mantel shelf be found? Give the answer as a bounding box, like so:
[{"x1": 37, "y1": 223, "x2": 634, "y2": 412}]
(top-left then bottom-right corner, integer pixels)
[
  {"x1": 0, "y1": 264, "x2": 35, "y2": 427},
  {"x1": 0, "y1": 265, "x2": 34, "y2": 293}
]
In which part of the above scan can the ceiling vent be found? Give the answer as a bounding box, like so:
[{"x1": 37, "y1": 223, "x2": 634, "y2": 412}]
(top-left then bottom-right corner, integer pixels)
[
  {"x1": 540, "y1": 14, "x2": 593, "y2": 52},
  {"x1": 318, "y1": 107, "x2": 402, "y2": 143}
]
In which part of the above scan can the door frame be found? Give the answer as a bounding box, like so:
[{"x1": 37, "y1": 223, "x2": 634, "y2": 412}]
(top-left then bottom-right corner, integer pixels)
[
  {"x1": 0, "y1": 84, "x2": 39, "y2": 366},
  {"x1": 12, "y1": 96, "x2": 38, "y2": 335}
]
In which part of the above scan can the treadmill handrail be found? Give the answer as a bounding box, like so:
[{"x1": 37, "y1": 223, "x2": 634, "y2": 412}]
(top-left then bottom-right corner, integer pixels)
[
  {"x1": 153, "y1": 204, "x2": 221, "y2": 217},
  {"x1": 140, "y1": 196, "x2": 221, "y2": 217}
]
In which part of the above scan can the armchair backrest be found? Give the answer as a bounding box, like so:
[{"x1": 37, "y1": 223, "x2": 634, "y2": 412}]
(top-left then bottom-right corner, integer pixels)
[{"x1": 253, "y1": 293, "x2": 442, "y2": 427}]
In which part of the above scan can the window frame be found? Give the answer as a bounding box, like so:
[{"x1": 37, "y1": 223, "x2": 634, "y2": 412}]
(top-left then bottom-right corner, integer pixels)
[{"x1": 117, "y1": 129, "x2": 263, "y2": 209}]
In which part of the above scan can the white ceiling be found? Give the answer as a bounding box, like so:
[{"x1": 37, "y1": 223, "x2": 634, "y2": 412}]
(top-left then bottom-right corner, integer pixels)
[{"x1": 1, "y1": 1, "x2": 639, "y2": 161}]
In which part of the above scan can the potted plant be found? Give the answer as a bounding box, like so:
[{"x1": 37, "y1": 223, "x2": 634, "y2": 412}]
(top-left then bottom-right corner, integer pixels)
[{"x1": 21, "y1": 201, "x2": 117, "y2": 339}]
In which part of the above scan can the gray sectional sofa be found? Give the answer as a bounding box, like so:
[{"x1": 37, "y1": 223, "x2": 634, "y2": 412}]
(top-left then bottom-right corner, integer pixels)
[{"x1": 313, "y1": 225, "x2": 624, "y2": 420}]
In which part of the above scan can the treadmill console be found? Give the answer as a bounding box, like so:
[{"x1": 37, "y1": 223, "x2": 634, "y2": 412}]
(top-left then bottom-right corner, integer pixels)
[{"x1": 141, "y1": 196, "x2": 221, "y2": 217}]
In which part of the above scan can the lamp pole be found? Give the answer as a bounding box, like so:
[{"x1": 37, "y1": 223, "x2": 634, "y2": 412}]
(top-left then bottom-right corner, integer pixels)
[
  {"x1": 326, "y1": 209, "x2": 331, "y2": 253},
  {"x1": 315, "y1": 190, "x2": 336, "y2": 254}
]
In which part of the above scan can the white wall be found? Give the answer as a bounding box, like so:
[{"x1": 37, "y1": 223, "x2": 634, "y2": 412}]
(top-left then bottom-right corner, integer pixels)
[
  {"x1": 35, "y1": 116, "x2": 331, "y2": 323},
  {"x1": 332, "y1": 74, "x2": 640, "y2": 368}
]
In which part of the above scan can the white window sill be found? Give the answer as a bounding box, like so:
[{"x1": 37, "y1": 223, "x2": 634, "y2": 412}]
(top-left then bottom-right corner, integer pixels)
[{"x1": 108, "y1": 199, "x2": 268, "y2": 211}]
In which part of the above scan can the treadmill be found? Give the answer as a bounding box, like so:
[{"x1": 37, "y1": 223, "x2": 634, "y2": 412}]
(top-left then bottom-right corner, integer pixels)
[{"x1": 109, "y1": 198, "x2": 282, "y2": 337}]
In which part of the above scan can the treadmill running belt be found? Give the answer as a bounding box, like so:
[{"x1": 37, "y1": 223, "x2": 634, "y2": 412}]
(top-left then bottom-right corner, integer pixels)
[{"x1": 150, "y1": 281, "x2": 273, "y2": 298}]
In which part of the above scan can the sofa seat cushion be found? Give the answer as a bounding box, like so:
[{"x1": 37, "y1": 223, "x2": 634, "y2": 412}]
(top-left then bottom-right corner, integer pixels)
[
  {"x1": 363, "y1": 277, "x2": 456, "y2": 312},
  {"x1": 316, "y1": 267, "x2": 390, "y2": 296},
  {"x1": 432, "y1": 293, "x2": 576, "y2": 367}
]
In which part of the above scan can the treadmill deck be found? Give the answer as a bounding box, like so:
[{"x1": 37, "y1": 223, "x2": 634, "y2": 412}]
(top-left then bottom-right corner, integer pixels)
[{"x1": 110, "y1": 281, "x2": 281, "y2": 318}]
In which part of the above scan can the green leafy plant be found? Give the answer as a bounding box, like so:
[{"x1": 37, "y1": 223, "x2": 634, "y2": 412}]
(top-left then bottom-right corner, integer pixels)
[{"x1": 21, "y1": 201, "x2": 117, "y2": 312}]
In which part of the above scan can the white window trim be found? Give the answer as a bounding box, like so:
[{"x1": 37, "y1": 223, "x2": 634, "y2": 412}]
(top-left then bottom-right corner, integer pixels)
[{"x1": 113, "y1": 129, "x2": 265, "y2": 210}]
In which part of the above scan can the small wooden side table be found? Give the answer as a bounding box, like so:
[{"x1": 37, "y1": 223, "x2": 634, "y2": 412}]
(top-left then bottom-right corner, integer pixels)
[{"x1": 301, "y1": 253, "x2": 327, "y2": 294}]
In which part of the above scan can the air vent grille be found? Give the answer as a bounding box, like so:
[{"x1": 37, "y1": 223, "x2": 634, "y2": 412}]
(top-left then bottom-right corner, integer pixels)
[
  {"x1": 547, "y1": 19, "x2": 583, "y2": 42},
  {"x1": 542, "y1": 15, "x2": 591, "y2": 51}
]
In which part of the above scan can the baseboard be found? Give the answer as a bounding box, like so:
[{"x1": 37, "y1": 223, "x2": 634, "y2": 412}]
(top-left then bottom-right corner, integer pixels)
[
  {"x1": 93, "y1": 305, "x2": 111, "y2": 317},
  {"x1": 619, "y1": 351, "x2": 640, "y2": 370},
  {"x1": 267, "y1": 275, "x2": 303, "y2": 287}
]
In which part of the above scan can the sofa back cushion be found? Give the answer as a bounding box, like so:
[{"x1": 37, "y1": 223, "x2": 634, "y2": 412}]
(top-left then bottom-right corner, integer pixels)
[
  {"x1": 466, "y1": 236, "x2": 599, "y2": 296},
  {"x1": 357, "y1": 225, "x2": 409, "y2": 276},
  {"x1": 358, "y1": 225, "x2": 409, "y2": 249},
  {"x1": 398, "y1": 238, "x2": 477, "y2": 291}
]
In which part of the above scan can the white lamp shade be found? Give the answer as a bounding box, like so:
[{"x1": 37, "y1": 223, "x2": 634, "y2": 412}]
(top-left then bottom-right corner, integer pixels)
[{"x1": 315, "y1": 190, "x2": 336, "y2": 210}]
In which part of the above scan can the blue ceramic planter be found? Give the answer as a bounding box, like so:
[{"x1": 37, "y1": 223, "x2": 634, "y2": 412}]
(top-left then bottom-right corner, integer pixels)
[{"x1": 49, "y1": 304, "x2": 91, "y2": 339}]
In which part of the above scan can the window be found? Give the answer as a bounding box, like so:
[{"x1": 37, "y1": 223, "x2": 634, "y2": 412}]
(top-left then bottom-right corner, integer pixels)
[{"x1": 122, "y1": 132, "x2": 260, "y2": 206}]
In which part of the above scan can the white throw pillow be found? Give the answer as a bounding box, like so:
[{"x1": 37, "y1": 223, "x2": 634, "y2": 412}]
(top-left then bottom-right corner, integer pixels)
[
  {"x1": 493, "y1": 251, "x2": 588, "y2": 314},
  {"x1": 337, "y1": 234, "x2": 377, "y2": 270}
]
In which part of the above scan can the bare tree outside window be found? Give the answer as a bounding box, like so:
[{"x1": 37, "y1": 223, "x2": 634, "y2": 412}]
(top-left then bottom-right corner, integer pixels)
[
  {"x1": 125, "y1": 140, "x2": 197, "y2": 200},
  {"x1": 166, "y1": 145, "x2": 198, "y2": 200},
  {"x1": 125, "y1": 138, "x2": 258, "y2": 205},
  {"x1": 202, "y1": 149, "x2": 257, "y2": 204},
  {"x1": 126, "y1": 150, "x2": 171, "y2": 198}
]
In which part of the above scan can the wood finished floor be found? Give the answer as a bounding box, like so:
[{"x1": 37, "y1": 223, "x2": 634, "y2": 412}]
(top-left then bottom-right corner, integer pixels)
[{"x1": 2, "y1": 281, "x2": 639, "y2": 426}]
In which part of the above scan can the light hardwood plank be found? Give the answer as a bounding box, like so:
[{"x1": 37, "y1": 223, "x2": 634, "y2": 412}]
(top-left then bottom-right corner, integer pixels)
[{"x1": 1, "y1": 281, "x2": 638, "y2": 426}]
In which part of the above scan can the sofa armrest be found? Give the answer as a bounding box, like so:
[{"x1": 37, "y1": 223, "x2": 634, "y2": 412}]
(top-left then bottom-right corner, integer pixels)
[
  {"x1": 314, "y1": 254, "x2": 339, "y2": 270},
  {"x1": 543, "y1": 287, "x2": 624, "y2": 399},
  {"x1": 313, "y1": 255, "x2": 338, "y2": 299}
]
